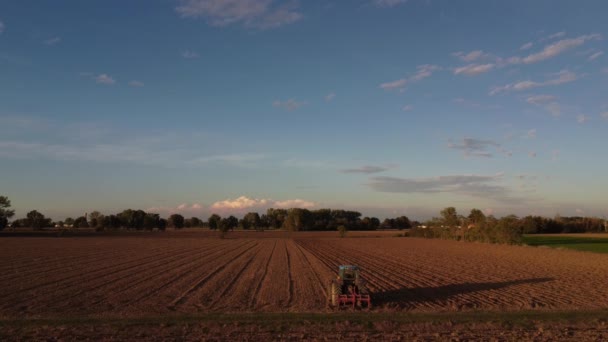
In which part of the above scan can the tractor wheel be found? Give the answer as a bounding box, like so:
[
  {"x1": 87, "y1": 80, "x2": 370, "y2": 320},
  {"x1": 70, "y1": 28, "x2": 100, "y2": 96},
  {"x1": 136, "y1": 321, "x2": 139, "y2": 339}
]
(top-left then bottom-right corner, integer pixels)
[{"x1": 328, "y1": 281, "x2": 341, "y2": 307}]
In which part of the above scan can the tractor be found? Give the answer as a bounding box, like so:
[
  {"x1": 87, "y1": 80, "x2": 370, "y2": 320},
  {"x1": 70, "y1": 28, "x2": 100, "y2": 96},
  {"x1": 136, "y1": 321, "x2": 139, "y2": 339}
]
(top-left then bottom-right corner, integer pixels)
[{"x1": 327, "y1": 265, "x2": 371, "y2": 309}]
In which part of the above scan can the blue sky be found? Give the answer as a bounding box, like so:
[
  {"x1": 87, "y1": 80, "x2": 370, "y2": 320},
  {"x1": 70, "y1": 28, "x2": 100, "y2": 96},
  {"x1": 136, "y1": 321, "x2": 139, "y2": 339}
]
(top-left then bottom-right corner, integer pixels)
[{"x1": 1, "y1": 0, "x2": 607, "y2": 220}]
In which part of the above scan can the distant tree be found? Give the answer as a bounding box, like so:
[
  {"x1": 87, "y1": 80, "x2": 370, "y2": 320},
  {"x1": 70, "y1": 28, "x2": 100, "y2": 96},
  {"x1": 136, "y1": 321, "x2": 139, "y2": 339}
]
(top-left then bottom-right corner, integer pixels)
[
  {"x1": 143, "y1": 213, "x2": 160, "y2": 230},
  {"x1": 242, "y1": 212, "x2": 261, "y2": 230},
  {"x1": 73, "y1": 216, "x2": 89, "y2": 228},
  {"x1": 218, "y1": 217, "x2": 237, "y2": 238},
  {"x1": 208, "y1": 214, "x2": 221, "y2": 230},
  {"x1": 64, "y1": 217, "x2": 75, "y2": 227},
  {"x1": 394, "y1": 216, "x2": 412, "y2": 230},
  {"x1": 158, "y1": 218, "x2": 167, "y2": 231},
  {"x1": 88, "y1": 211, "x2": 104, "y2": 229},
  {"x1": 369, "y1": 217, "x2": 380, "y2": 230},
  {"x1": 27, "y1": 210, "x2": 50, "y2": 230},
  {"x1": 440, "y1": 207, "x2": 459, "y2": 227},
  {"x1": 187, "y1": 217, "x2": 202, "y2": 228},
  {"x1": 118, "y1": 209, "x2": 147, "y2": 230},
  {"x1": 283, "y1": 208, "x2": 312, "y2": 231},
  {"x1": 266, "y1": 208, "x2": 288, "y2": 229},
  {"x1": 168, "y1": 214, "x2": 185, "y2": 229},
  {"x1": 226, "y1": 216, "x2": 238, "y2": 230},
  {"x1": 468, "y1": 208, "x2": 486, "y2": 226},
  {"x1": 0, "y1": 196, "x2": 15, "y2": 231}
]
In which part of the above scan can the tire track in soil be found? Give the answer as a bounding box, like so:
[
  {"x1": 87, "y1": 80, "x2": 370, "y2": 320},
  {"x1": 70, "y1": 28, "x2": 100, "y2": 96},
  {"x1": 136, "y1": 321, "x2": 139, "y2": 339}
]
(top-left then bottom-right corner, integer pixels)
[
  {"x1": 41, "y1": 240, "x2": 237, "y2": 314},
  {"x1": 0, "y1": 247, "x2": 123, "y2": 282},
  {"x1": 285, "y1": 241, "x2": 294, "y2": 307},
  {"x1": 0, "y1": 244, "x2": 167, "y2": 290},
  {"x1": 249, "y1": 240, "x2": 277, "y2": 309},
  {"x1": 251, "y1": 240, "x2": 291, "y2": 310},
  {"x1": 292, "y1": 241, "x2": 332, "y2": 299},
  {"x1": 117, "y1": 240, "x2": 257, "y2": 315},
  {"x1": 354, "y1": 239, "x2": 542, "y2": 309},
  {"x1": 166, "y1": 241, "x2": 260, "y2": 311},
  {"x1": 208, "y1": 241, "x2": 276, "y2": 311},
  {"x1": 0, "y1": 245, "x2": 186, "y2": 312},
  {"x1": 284, "y1": 239, "x2": 328, "y2": 310}
]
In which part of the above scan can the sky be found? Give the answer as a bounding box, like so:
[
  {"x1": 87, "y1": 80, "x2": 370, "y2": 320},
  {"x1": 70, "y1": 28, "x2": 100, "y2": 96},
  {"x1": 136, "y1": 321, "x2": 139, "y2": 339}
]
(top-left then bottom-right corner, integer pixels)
[{"x1": 1, "y1": 0, "x2": 607, "y2": 221}]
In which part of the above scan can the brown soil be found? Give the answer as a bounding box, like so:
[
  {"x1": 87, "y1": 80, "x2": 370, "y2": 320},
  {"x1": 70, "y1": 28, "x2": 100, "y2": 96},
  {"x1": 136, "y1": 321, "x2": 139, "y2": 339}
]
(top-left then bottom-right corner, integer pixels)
[{"x1": 2, "y1": 231, "x2": 608, "y2": 339}]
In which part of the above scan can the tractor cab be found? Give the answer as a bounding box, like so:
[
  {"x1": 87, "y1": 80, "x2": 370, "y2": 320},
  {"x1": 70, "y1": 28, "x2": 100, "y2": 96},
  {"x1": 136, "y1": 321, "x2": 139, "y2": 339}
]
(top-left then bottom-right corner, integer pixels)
[{"x1": 338, "y1": 265, "x2": 360, "y2": 282}]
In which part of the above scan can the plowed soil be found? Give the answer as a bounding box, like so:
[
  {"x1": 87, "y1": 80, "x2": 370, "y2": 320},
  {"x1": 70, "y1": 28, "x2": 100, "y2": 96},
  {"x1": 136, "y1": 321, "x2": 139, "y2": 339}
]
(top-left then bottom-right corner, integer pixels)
[{"x1": 2, "y1": 230, "x2": 608, "y2": 339}]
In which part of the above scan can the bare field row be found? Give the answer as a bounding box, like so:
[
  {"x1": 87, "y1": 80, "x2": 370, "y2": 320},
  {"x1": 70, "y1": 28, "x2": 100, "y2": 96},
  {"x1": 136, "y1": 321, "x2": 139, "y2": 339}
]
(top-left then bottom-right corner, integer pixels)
[{"x1": 1, "y1": 232, "x2": 608, "y2": 319}]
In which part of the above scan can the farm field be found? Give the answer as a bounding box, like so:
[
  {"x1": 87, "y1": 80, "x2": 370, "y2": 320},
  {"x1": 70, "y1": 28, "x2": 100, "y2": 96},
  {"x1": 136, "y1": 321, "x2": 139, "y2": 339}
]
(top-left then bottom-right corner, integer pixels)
[
  {"x1": 2, "y1": 231, "x2": 608, "y2": 339},
  {"x1": 523, "y1": 234, "x2": 608, "y2": 254}
]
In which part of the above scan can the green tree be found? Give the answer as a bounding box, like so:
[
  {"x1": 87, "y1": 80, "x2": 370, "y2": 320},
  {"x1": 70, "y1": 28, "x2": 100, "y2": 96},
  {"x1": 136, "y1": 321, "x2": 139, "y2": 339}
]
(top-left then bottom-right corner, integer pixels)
[
  {"x1": 88, "y1": 211, "x2": 104, "y2": 229},
  {"x1": 27, "y1": 210, "x2": 49, "y2": 230},
  {"x1": 168, "y1": 214, "x2": 185, "y2": 229},
  {"x1": 73, "y1": 216, "x2": 89, "y2": 228},
  {"x1": 0, "y1": 196, "x2": 15, "y2": 231},
  {"x1": 208, "y1": 214, "x2": 221, "y2": 230},
  {"x1": 283, "y1": 208, "x2": 312, "y2": 231},
  {"x1": 468, "y1": 208, "x2": 486, "y2": 226},
  {"x1": 242, "y1": 212, "x2": 261, "y2": 230},
  {"x1": 440, "y1": 207, "x2": 459, "y2": 227}
]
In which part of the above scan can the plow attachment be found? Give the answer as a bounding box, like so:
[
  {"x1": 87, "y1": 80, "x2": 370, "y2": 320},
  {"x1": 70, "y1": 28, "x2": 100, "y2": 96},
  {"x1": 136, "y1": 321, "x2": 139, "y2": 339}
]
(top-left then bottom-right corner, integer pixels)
[{"x1": 337, "y1": 293, "x2": 371, "y2": 309}]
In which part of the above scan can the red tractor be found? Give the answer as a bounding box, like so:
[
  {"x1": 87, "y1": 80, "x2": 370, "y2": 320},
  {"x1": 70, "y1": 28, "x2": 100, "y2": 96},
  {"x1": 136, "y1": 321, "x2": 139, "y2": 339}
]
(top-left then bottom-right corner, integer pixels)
[{"x1": 328, "y1": 265, "x2": 371, "y2": 309}]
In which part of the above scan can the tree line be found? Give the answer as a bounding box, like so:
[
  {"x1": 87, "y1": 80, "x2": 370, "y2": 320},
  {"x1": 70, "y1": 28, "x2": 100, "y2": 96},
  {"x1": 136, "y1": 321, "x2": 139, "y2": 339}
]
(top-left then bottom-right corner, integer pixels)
[
  {"x1": 411, "y1": 207, "x2": 608, "y2": 244},
  {"x1": 1, "y1": 195, "x2": 605, "y2": 235}
]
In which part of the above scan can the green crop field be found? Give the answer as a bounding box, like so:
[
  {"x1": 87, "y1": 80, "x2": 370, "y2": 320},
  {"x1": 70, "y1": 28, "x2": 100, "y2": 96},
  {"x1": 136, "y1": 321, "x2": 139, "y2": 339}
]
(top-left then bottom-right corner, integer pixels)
[{"x1": 523, "y1": 235, "x2": 608, "y2": 254}]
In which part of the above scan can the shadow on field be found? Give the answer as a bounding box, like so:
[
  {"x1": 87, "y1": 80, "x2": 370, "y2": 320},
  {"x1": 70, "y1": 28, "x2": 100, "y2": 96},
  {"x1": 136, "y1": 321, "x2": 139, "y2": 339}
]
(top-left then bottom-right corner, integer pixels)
[{"x1": 373, "y1": 277, "x2": 554, "y2": 308}]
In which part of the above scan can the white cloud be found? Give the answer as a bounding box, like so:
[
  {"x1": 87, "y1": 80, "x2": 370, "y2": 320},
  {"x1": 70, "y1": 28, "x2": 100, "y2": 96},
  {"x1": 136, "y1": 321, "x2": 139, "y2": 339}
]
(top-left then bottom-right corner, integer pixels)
[
  {"x1": 402, "y1": 104, "x2": 413, "y2": 112},
  {"x1": 325, "y1": 92, "x2": 335, "y2": 102},
  {"x1": 452, "y1": 50, "x2": 486, "y2": 62},
  {"x1": 44, "y1": 36, "x2": 61, "y2": 45},
  {"x1": 490, "y1": 70, "x2": 577, "y2": 95},
  {"x1": 577, "y1": 114, "x2": 589, "y2": 124},
  {"x1": 273, "y1": 98, "x2": 306, "y2": 111},
  {"x1": 380, "y1": 65, "x2": 439, "y2": 92},
  {"x1": 210, "y1": 196, "x2": 316, "y2": 213},
  {"x1": 410, "y1": 64, "x2": 440, "y2": 81},
  {"x1": 453, "y1": 63, "x2": 494, "y2": 76},
  {"x1": 181, "y1": 50, "x2": 200, "y2": 59},
  {"x1": 521, "y1": 34, "x2": 601, "y2": 64},
  {"x1": 0, "y1": 20, "x2": 4, "y2": 35},
  {"x1": 274, "y1": 199, "x2": 316, "y2": 208},
  {"x1": 129, "y1": 80, "x2": 144, "y2": 87},
  {"x1": 547, "y1": 31, "x2": 566, "y2": 40},
  {"x1": 147, "y1": 203, "x2": 205, "y2": 216},
  {"x1": 588, "y1": 51, "x2": 604, "y2": 61},
  {"x1": 379, "y1": 78, "x2": 407, "y2": 91},
  {"x1": 526, "y1": 95, "x2": 556, "y2": 105},
  {"x1": 372, "y1": 0, "x2": 407, "y2": 7},
  {"x1": 520, "y1": 42, "x2": 533, "y2": 50},
  {"x1": 175, "y1": 0, "x2": 302, "y2": 29},
  {"x1": 95, "y1": 74, "x2": 116, "y2": 85}
]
